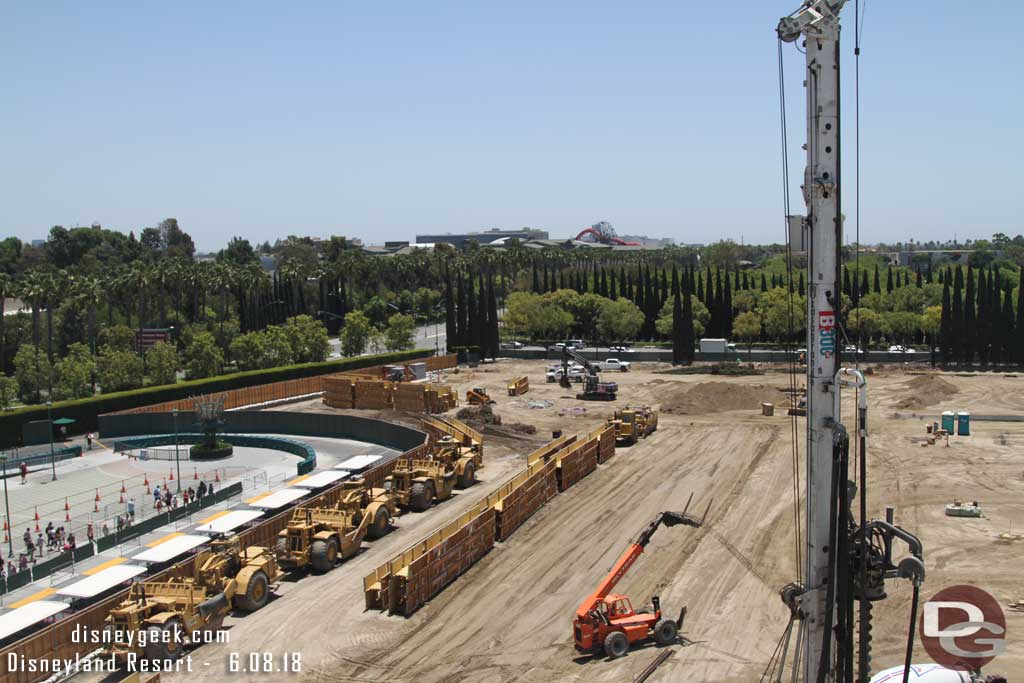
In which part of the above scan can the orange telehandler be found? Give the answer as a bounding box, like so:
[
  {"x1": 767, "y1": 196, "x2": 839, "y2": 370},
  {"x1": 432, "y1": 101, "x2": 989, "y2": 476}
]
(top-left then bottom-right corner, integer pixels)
[{"x1": 572, "y1": 495, "x2": 709, "y2": 658}]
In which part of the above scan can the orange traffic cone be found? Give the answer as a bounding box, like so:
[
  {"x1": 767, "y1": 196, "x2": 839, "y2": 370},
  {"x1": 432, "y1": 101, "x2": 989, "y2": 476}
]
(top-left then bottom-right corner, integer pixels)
[
  {"x1": 34, "y1": 507, "x2": 40, "y2": 522},
  {"x1": 64, "y1": 497, "x2": 70, "y2": 512},
  {"x1": 169, "y1": 467, "x2": 174, "y2": 481},
  {"x1": 35, "y1": 519, "x2": 40, "y2": 532},
  {"x1": 193, "y1": 467, "x2": 198, "y2": 480},
  {"x1": 2, "y1": 517, "x2": 7, "y2": 531},
  {"x1": 94, "y1": 499, "x2": 99, "y2": 513},
  {"x1": 94, "y1": 489, "x2": 100, "y2": 502},
  {"x1": 120, "y1": 481, "x2": 126, "y2": 494},
  {"x1": 143, "y1": 474, "x2": 149, "y2": 487},
  {"x1": 119, "y1": 492, "x2": 125, "y2": 504},
  {"x1": 146, "y1": 482, "x2": 151, "y2": 494},
  {"x1": 65, "y1": 510, "x2": 71, "y2": 522},
  {"x1": 214, "y1": 470, "x2": 221, "y2": 483}
]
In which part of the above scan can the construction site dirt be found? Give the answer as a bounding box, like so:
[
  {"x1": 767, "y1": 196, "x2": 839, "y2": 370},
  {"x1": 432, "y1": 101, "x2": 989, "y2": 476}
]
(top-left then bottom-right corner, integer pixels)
[{"x1": 82, "y1": 360, "x2": 1023, "y2": 683}]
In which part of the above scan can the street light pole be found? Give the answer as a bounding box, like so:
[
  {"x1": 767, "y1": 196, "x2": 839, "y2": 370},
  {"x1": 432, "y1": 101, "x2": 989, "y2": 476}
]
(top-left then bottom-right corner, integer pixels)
[
  {"x1": 46, "y1": 400, "x2": 56, "y2": 481},
  {"x1": 172, "y1": 408, "x2": 182, "y2": 493},
  {"x1": 1, "y1": 454, "x2": 13, "y2": 558}
]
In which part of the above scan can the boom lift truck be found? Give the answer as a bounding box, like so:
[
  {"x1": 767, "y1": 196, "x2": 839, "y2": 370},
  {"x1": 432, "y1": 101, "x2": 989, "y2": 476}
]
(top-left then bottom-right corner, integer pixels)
[
  {"x1": 775, "y1": 2, "x2": 932, "y2": 682},
  {"x1": 572, "y1": 495, "x2": 710, "y2": 658},
  {"x1": 560, "y1": 347, "x2": 618, "y2": 401}
]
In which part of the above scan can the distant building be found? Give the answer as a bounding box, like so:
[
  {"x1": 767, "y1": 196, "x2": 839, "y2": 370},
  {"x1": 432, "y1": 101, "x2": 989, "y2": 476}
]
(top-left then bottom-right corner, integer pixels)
[{"x1": 416, "y1": 227, "x2": 548, "y2": 248}]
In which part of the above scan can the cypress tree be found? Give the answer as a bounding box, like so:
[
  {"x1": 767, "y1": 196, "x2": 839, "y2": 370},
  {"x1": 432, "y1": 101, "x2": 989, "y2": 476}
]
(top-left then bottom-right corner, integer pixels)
[
  {"x1": 964, "y1": 266, "x2": 975, "y2": 365},
  {"x1": 580, "y1": 267, "x2": 588, "y2": 293},
  {"x1": 618, "y1": 268, "x2": 627, "y2": 299},
  {"x1": 609, "y1": 268, "x2": 617, "y2": 300},
  {"x1": 798, "y1": 271, "x2": 806, "y2": 297},
  {"x1": 734, "y1": 269, "x2": 741, "y2": 292},
  {"x1": 444, "y1": 263, "x2": 456, "y2": 348},
  {"x1": 456, "y1": 271, "x2": 467, "y2": 348},
  {"x1": 487, "y1": 275, "x2": 499, "y2": 359},
  {"x1": 542, "y1": 265, "x2": 549, "y2": 293},
  {"x1": 926, "y1": 262, "x2": 933, "y2": 284},
  {"x1": 742, "y1": 271, "x2": 749, "y2": 290},
  {"x1": 600, "y1": 267, "x2": 609, "y2": 298},
  {"x1": 991, "y1": 275, "x2": 1003, "y2": 366},
  {"x1": 672, "y1": 266, "x2": 683, "y2": 364},
  {"x1": 698, "y1": 273, "x2": 705, "y2": 301},
  {"x1": 771, "y1": 273, "x2": 778, "y2": 289},
  {"x1": 874, "y1": 264, "x2": 881, "y2": 293},
  {"x1": 645, "y1": 266, "x2": 658, "y2": 338},
  {"x1": 760, "y1": 273, "x2": 768, "y2": 292},
  {"x1": 705, "y1": 267, "x2": 713, "y2": 304},
  {"x1": 860, "y1": 270, "x2": 869, "y2": 297},
  {"x1": 467, "y1": 274, "x2": 480, "y2": 351},
  {"x1": 1001, "y1": 282, "x2": 1014, "y2": 363},
  {"x1": 952, "y1": 268, "x2": 964, "y2": 364},
  {"x1": 723, "y1": 270, "x2": 733, "y2": 337},
  {"x1": 916, "y1": 270, "x2": 923, "y2": 288},
  {"x1": 713, "y1": 270, "x2": 724, "y2": 337},
  {"x1": 660, "y1": 270, "x2": 669, "y2": 309},
  {"x1": 532, "y1": 262, "x2": 540, "y2": 293},
  {"x1": 940, "y1": 278, "x2": 952, "y2": 363},
  {"x1": 843, "y1": 268, "x2": 851, "y2": 297},
  {"x1": 977, "y1": 269, "x2": 989, "y2": 365},
  {"x1": 477, "y1": 274, "x2": 488, "y2": 355}
]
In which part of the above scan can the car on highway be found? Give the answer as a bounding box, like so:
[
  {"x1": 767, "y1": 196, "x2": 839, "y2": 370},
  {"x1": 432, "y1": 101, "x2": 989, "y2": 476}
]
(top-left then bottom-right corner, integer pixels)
[
  {"x1": 565, "y1": 339, "x2": 586, "y2": 349},
  {"x1": 595, "y1": 358, "x2": 631, "y2": 372},
  {"x1": 888, "y1": 345, "x2": 916, "y2": 353},
  {"x1": 843, "y1": 344, "x2": 863, "y2": 354},
  {"x1": 500, "y1": 341, "x2": 524, "y2": 349},
  {"x1": 608, "y1": 346, "x2": 634, "y2": 353}
]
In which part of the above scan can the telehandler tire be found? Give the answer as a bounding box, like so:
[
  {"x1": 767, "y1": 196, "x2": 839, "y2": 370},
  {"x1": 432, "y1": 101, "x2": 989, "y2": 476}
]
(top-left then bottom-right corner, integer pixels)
[
  {"x1": 235, "y1": 570, "x2": 269, "y2": 612},
  {"x1": 604, "y1": 630, "x2": 629, "y2": 658},
  {"x1": 311, "y1": 538, "x2": 338, "y2": 573},
  {"x1": 410, "y1": 482, "x2": 432, "y2": 512},
  {"x1": 653, "y1": 619, "x2": 678, "y2": 645}
]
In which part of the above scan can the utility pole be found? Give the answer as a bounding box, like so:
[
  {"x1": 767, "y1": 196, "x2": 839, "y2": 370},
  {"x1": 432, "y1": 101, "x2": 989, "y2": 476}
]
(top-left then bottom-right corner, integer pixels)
[{"x1": 778, "y1": 1, "x2": 845, "y2": 678}]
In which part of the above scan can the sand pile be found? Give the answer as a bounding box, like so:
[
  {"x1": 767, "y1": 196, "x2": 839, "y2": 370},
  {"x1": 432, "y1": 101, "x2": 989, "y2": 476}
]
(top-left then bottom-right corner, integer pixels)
[
  {"x1": 894, "y1": 375, "x2": 959, "y2": 409},
  {"x1": 661, "y1": 381, "x2": 777, "y2": 415}
]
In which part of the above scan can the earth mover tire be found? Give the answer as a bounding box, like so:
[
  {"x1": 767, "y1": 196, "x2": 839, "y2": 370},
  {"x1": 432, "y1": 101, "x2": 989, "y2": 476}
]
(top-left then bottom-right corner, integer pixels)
[
  {"x1": 458, "y1": 460, "x2": 476, "y2": 489},
  {"x1": 653, "y1": 619, "x2": 678, "y2": 645},
  {"x1": 367, "y1": 506, "x2": 391, "y2": 540},
  {"x1": 235, "y1": 570, "x2": 269, "y2": 612},
  {"x1": 310, "y1": 538, "x2": 338, "y2": 573},
  {"x1": 144, "y1": 618, "x2": 184, "y2": 661},
  {"x1": 604, "y1": 630, "x2": 629, "y2": 658},
  {"x1": 410, "y1": 482, "x2": 432, "y2": 512}
]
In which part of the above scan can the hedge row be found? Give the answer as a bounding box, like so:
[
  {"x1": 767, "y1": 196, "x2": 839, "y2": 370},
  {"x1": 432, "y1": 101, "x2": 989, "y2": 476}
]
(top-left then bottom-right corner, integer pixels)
[{"x1": 0, "y1": 349, "x2": 431, "y2": 448}]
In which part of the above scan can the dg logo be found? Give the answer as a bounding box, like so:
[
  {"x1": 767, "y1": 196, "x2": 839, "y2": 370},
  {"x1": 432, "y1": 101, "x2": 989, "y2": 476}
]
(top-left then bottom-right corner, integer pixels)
[{"x1": 920, "y1": 584, "x2": 1006, "y2": 669}]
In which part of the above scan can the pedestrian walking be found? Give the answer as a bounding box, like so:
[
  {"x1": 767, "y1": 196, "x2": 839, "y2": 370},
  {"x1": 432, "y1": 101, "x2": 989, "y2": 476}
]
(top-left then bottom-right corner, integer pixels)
[
  {"x1": 101, "y1": 522, "x2": 110, "y2": 537},
  {"x1": 116, "y1": 515, "x2": 124, "y2": 533},
  {"x1": 19, "y1": 462, "x2": 27, "y2": 484},
  {"x1": 127, "y1": 497, "x2": 136, "y2": 521},
  {"x1": 87, "y1": 524, "x2": 95, "y2": 543},
  {"x1": 18, "y1": 554, "x2": 28, "y2": 572},
  {"x1": 197, "y1": 480, "x2": 207, "y2": 498},
  {"x1": 66, "y1": 532, "x2": 76, "y2": 551},
  {"x1": 155, "y1": 498, "x2": 163, "y2": 514},
  {"x1": 153, "y1": 485, "x2": 161, "y2": 506},
  {"x1": 36, "y1": 532, "x2": 44, "y2": 556},
  {"x1": 7, "y1": 560, "x2": 17, "y2": 575},
  {"x1": 86, "y1": 433, "x2": 93, "y2": 450}
]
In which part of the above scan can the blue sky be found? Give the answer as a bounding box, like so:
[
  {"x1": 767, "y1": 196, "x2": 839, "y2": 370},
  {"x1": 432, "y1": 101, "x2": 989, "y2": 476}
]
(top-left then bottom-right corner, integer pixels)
[{"x1": 1, "y1": 1, "x2": 1020, "y2": 251}]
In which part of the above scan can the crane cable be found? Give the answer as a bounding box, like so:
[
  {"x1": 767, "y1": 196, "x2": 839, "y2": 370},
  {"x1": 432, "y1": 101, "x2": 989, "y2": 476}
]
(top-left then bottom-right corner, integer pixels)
[{"x1": 777, "y1": 36, "x2": 803, "y2": 587}]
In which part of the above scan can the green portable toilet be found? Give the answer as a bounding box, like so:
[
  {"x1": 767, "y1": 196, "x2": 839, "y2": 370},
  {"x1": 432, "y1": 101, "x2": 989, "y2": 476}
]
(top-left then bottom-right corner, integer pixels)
[
  {"x1": 956, "y1": 411, "x2": 971, "y2": 436},
  {"x1": 941, "y1": 411, "x2": 955, "y2": 433}
]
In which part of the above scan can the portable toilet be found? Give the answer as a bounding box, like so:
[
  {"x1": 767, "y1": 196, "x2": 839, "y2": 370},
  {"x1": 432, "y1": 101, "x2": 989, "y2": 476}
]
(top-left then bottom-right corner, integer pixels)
[
  {"x1": 941, "y1": 411, "x2": 955, "y2": 433},
  {"x1": 956, "y1": 411, "x2": 971, "y2": 436}
]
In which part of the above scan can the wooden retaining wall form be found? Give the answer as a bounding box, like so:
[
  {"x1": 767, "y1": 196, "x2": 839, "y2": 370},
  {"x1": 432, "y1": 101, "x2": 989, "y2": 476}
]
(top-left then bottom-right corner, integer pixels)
[
  {"x1": 324, "y1": 377, "x2": 457, "y2": 414},
  {"x1": 553, "y1": 438, "x2": 600, "y2": 492},
  {"x1": 506, "y1": 376, "x2": 529, "y2": 396},
  {"x1": 364, "y1": 429, "x2": 616, "y2": 617},
  {"x1": 591, "y1": 424, "x2": 616, "y2": 464},
  {"x1": 526, "y1": 433, "x2": 578, "y2": 467},
  {"x1": 363, "y1": 500, "x2": 497, "y2": 616},
  {"x1": 493, "y1": 458, "x2": 558, "y2": 541},
  {"x1": 0, "y1": 439, "x2": 426, "y2": 683}
]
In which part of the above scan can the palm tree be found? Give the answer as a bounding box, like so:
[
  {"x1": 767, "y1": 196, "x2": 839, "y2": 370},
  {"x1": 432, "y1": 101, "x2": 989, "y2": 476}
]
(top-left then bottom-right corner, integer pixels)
[{"x1": 0, "y1": 272, "x2": 11, "y2": 374}]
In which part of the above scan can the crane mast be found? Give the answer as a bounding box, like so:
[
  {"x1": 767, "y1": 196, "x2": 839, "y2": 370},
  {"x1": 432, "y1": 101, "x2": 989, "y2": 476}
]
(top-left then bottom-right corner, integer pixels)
[{"x1": 778, "y1": 0, "x2": 845, "y2": 678}]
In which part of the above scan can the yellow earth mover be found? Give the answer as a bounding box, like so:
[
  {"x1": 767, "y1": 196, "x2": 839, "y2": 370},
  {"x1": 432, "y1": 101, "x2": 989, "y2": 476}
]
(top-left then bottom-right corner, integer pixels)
[
  {"x1": 335, "y1": 478, "x2": 398, "y2": 539},
  {"x1": 383, "y1": 458, "x2": 456, "y2": 512},
  {"x1": 103, "y1": 579, "x2": 233, "y2": 663},
  {"x1": 275, "y1": 506, "x2": 371, "y2": 574},
  {"x1": 431, "y1": 434, "x2": 482, "y2": 488},
  {"x1": 608, "y1": 406, "x2": 659, "y2": 446},
  {"x1": 194, "y1": 535, "x2": 280, "y2": 612}
]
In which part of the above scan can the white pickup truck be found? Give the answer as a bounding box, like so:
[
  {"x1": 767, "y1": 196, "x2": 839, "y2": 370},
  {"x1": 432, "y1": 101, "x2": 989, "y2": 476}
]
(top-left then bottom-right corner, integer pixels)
[{"x1": 594, "y1": 358, "x2": 631, "y2": 372}]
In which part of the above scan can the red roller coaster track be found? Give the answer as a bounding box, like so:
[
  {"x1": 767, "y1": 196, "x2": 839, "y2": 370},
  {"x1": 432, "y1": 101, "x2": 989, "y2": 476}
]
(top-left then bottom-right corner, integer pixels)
[{"x1": 575, "y1": 227, "x2": 641, "y2": 246}]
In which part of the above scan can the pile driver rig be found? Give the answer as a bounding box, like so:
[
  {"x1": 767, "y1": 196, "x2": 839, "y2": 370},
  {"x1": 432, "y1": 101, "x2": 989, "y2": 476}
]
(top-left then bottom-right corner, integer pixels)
[{"x1": 772, "y1": 2, "x2": 942, "y2": 682}]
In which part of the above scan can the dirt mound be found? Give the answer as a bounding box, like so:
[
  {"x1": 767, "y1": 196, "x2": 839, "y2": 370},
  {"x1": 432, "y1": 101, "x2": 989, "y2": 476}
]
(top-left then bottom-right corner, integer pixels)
[
  {"x1": 894, "y1": 375, "x2": 959, "y2": 409},
  {"x1": 661, "y1": 381, "x2": 777, "y2": 415}
]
